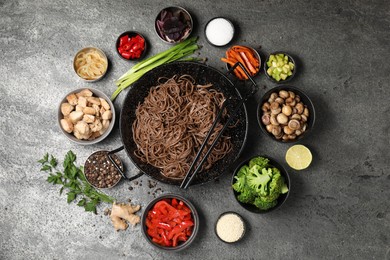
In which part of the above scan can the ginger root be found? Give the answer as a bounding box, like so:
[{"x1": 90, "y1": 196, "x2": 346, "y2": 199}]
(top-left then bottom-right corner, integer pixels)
[{"x1": 110, "y1": 202, "x2": 141, "y2": 231}]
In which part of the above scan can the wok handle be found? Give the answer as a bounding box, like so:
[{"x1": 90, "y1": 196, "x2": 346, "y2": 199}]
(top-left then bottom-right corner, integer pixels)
[{"x1": 107, "y1": 146, "x2": 144, "y2": 182}]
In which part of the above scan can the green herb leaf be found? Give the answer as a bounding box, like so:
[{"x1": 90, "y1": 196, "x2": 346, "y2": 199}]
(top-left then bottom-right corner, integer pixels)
[
  {"x1": 40, "y1": 165, "x2": 52, "y2": 172},
  {"x1": 77, "y1": 198, "x2": 86, "y2": 206},
  {"x1": 39, "y1": 151, "x2": 115, "y2": 214},
  {"x1": 67, "y1": 191, "x2": 76, "y2": 203},
  {"x1": 84, "y1": 202, "x2": 97, "y2": 213},
  {"x1": 50, "y1": 155, "x2": 58, "y2": 168},
  {"x1": 38, "y1": 153, "x2": 49, "y2": 164}
]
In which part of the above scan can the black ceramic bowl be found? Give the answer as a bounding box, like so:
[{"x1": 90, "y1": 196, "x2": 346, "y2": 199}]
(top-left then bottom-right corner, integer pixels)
[
  {"x1": 231, "y1": 156, "x2": 291, "y2": 214},
  {"x1": 141, "y1": 194, "x2": 199, "y2": 251},
  {"x1": 257, "y1": 85, "x2": 315, "y2": 143},
  {"x1": 225, "y1": 46, "x2": 261, "y2": 81},
  {"x1": 264, "y1": 52, "x2": 296, "y2": 83},
  {"x1": 115, "y1": 31, "x2": 147, "y2": 61},
  {"x1": 214, "y1": 211, "x2": 246, "y2": 243}
]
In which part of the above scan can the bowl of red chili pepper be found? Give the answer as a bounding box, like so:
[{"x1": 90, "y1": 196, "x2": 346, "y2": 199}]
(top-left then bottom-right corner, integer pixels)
[
  {"x1": 141, "y1": 193, "x2": 199, "y2": 251},
  {"x1": 116, "y1": 31, "x2": 147, "y2": 60}
]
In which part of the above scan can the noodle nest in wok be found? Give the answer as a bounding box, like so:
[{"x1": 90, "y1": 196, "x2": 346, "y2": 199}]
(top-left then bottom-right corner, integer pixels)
[{"x1": 132, "y1": 75, "x2": 232, "y2": 179}]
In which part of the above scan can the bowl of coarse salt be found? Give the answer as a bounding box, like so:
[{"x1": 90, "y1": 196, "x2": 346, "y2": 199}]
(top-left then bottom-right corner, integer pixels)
[
  {"x1": 215, "y1": 212, "x2": 246, "y2": 243},
  {"x1": 204, "y1": 17, "x2": 235, "y2": 47}
]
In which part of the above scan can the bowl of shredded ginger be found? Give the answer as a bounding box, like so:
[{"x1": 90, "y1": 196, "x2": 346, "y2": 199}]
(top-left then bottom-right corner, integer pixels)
[
  {"x1": 231, "y1": 155, "x2": 290, "y2": 213},
  {"x1": 73, "y1": 47, "x2": 108, "y2": 82}
]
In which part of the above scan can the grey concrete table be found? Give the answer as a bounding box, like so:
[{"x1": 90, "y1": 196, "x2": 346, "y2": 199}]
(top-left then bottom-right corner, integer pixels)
[{"x1": 1, "y1": 0, "x2": 389, "y2": 259}]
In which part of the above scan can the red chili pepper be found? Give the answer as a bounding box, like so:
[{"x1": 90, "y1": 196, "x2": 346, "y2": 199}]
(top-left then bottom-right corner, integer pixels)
[
  {"x1": 119, "y1": 35, "x2": 128, "y2": 46},
  {"x1": 146, "y1": 198, "x2": 194, "y2": 247},
  {"x1": 121, "y1": 52, "x2": 131, "y2": 59}
]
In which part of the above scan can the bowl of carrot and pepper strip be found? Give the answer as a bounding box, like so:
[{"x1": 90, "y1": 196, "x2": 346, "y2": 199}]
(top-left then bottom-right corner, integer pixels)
[
  {"x1": 141, "y1": 194, "x2": 199, "y2": 251},
  {"x1": 221, "y1": 45, "x2": 261, "y2": 80}
]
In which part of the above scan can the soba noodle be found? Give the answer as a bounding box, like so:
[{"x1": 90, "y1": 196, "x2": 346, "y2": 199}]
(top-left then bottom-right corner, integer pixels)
[
  {"x1": 132, "y1": 75, "x2": 233, "y2": 179},
  {"x1": 74, "y1": 48, "x2": 107, "y2": 80}
]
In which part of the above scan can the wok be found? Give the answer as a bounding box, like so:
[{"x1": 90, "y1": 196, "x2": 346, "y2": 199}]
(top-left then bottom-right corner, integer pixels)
[{"x1": 109, "y1": 61, "x2": 250, "y2": 186}]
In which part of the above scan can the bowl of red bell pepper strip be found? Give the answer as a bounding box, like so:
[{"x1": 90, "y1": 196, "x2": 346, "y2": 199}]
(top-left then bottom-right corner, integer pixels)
[
  {"x1": 221, "y1": 45, "x2": 261, "y2": 80},
  {"x1": 141, "y1": 193, "x2": 199, "y2": 251},
  {"x1": 116, "y1": 31, "x2": 147, "y2": 60}
]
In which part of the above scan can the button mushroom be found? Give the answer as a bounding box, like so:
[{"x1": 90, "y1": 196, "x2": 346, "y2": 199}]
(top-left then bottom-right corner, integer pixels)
[
  {"x1": 262, "y1": 102, "x2": 270, "y2": 112},
  {"x1": 262, "y1": 114, "x2": 271, "y2": 125},
  {"x1": 268, "y1": 92, "x2": 278, "y2": 103},
  {"x1": 270, "y1": 102, "x2": 281, "y2": 115},
  {"x1": 282, "y1": 105, "x2": 292, "y2": 116},
  {"x1": 304, "y1": 107, "x2": 309, "y2": 117},
  {"x1": 296, "y1": 102, "x2": 304, "y2": 114},
  {"x1": 276, "y1": 113, "x2": 288, "y2": 125},
  {"x1": 270, "y1": 114, "x2": 279, "y2": 125},
  {"x1": 279, "y1": 90, "x2": 289, "y2": 99},
  {"x1": 283, "y1": 125, "x2": 295, "y2": 135},
  {"x1": 288, "y1": 119, "x2": 301, "y2": 130},
  {"x1": 271, "y1": 125, "x2": 282, "y2": 136}
]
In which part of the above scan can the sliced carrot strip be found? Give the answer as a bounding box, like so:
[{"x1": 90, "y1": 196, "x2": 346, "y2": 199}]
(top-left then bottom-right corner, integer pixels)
[{"x1": 221, "y1": 58, "x2": 247, "y2": 79}]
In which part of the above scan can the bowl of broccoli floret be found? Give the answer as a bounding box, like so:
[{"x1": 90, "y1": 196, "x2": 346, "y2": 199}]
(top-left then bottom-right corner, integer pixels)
[{"x1": 231, "y1": 156, "x2": 290, "y2": 213}]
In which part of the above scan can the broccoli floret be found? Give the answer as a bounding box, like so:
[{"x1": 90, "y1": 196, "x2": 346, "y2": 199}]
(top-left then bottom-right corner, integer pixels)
[
  {"x1": 237, "y1": 187, "x2": 256, "y2": 204},
  {"x1": 281, "y1": 177, "x2": 289, "y2": 194},
  {"x1": 247, "y1": 166, "x2": 272, "y2": 196},
  {"x1": 261, "y1": 169, "x2": 283, "y2": 202},
  {"x1": 254, "y1": 197, "x2": 277, "y2": 210},
  {"x1": 232, "y1": 165, "x2": 249, "y2": 192},
  {"x1": 248, "y1": 156, "x2": 269, "y2": 169}
]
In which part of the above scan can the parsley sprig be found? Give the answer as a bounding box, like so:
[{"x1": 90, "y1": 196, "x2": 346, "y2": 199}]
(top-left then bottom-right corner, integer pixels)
[{"x1": 38, "y1": 151, "x2": 115, "y2": 214}]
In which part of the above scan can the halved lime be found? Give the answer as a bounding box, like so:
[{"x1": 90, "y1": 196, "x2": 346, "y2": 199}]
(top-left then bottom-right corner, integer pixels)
[{"x1": 285, "y1": 145, "x2": 312, "y2": 170}]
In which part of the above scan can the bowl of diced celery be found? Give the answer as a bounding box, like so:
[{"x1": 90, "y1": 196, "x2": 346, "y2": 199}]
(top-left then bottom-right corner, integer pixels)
[{"x1": 264, "y1": 52, "x2": 296, "y2": 83}]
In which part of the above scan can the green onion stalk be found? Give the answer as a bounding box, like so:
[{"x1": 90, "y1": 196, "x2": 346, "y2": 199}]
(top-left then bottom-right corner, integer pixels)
[{"x1": 111, "y1": 37, "x2": 200, "y2": 101}]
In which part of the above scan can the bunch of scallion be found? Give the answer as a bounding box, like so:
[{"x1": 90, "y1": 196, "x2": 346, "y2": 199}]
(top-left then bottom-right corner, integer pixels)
[{"x1": 111, "y1": 37, "x2": 200, "y2": 100}]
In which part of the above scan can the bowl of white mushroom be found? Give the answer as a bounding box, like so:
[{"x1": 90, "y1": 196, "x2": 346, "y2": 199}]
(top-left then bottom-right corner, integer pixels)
[
  {"x1": 58, "y1": 88, "x2": 115, "y2": 145},
  {"x1": 258, "y1": 86, "x2": 315, "y2": 142}
]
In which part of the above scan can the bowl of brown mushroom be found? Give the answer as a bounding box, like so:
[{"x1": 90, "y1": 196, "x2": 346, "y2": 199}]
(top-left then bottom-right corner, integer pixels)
[
  {"x1": 58, "y1": 88, "x2": 115, "y2": 145},
  {"x1": 258, "y1": 86, "x2": 315, "y2": 142}
]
